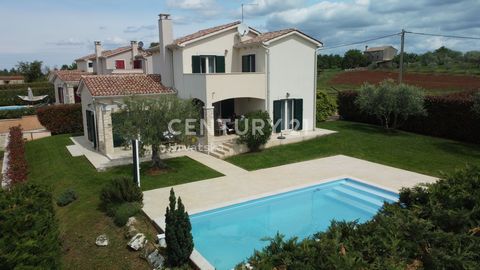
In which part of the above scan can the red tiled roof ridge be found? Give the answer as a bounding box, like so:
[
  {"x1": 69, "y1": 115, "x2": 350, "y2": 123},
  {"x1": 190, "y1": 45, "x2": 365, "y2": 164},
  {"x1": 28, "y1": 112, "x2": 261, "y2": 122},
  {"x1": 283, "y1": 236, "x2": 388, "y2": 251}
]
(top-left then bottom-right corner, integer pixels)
[{"x1": 172, "y1": 21, "x2": 241, "y2": 46}]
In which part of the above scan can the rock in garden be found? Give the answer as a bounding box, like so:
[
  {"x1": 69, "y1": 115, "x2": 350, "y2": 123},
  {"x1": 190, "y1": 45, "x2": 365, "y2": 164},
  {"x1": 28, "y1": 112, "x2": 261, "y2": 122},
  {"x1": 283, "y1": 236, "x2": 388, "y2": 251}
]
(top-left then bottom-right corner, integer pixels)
[
  {"x1": 126, "y1": 216, "x2": 137, "y2": 227},
  {"x1": 125, "y1": 225, "x2": 139, "y2": 239},
  {"x1": 147, "y1": 249, "x2": 165, "y2": 269},
  {"x1": 95, "y1": 234, "x2": 109, "y2": 247},
  {"x1": 128, "y1": 233, "x2": 146, "y2": 251},
  {"x1": 157, "y1": 233, "x2": 166, "y2": 248},
  {"x1": 140, "y1": 241, "x2": 156, "y2": 259}
]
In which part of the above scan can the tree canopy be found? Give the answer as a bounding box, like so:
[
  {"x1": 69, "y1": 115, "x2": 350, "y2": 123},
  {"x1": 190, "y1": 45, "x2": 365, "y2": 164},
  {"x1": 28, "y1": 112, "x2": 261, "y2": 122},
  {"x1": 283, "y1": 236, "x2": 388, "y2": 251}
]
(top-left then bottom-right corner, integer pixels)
[{"x1": 16, "y1": 60, "x2": 45, "y2": 82}]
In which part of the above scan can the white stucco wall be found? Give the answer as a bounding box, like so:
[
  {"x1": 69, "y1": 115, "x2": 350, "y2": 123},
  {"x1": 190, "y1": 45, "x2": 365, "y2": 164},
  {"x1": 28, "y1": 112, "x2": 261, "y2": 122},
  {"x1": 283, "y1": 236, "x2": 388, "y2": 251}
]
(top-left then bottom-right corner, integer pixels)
[{"x1": 267, "y1": 34, "x2": 318, "y2": 131}]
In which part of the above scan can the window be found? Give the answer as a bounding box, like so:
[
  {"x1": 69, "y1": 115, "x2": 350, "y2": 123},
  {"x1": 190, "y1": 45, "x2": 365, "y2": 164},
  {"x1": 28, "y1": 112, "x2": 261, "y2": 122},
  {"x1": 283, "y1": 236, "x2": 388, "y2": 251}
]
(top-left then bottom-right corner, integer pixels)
[
  {"x1": 88, "y1": 61, "x2": 93, "y2": 68},
  {"x1": 242, "y1": 54, "x2": 256, "y2": 72},
  {"x1": 192, "y1": 55, "x2": 225, "y2": 74},
  {"x1": 133, "y1": 60, "x2": 142, "y2": 69},
  {"x1": 115, "y1": 60, "x2": 125, "y2": 69}
]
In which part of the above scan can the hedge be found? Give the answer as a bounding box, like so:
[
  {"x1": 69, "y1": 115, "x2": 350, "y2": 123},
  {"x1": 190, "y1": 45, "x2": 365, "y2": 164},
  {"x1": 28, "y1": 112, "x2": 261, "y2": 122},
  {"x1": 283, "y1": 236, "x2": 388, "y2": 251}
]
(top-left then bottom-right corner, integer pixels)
[
  {"x1": 0, "y1": 183, "x2": 61, "y2": 269},
  {"x1": 0, "y1": 107, "x2": 36, "y2": 119},
  {"x1": 6, "y1": 126, "x2": 27, "y2": 185},
  {"x1": 0, "y1": 83, "x2": 54, "y2": 106},
  {"x1": 36, "y1": 104, "x2": 83, "y2": 135},
  {"x1": 338, "y1": 90, "x2": 480, "y2": 144}
]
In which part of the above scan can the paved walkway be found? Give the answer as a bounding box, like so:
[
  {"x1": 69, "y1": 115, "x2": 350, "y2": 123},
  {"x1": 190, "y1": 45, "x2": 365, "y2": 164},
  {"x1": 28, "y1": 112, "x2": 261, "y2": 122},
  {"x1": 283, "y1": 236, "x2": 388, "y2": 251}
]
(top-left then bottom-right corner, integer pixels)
[{"x1": 185, "y1": 151, "x2": 247, "y2": 176}]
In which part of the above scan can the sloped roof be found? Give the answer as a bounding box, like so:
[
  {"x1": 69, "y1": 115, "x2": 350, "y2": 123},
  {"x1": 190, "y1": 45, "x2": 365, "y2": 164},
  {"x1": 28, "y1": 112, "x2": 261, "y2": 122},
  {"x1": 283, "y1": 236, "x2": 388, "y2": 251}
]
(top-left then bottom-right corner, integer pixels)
[
  {"x1": 75, "y1": 46, "x2": 149, "y2": 61},
  {"x1": 0, "y1": 75, "x2": 24, "y2": 80},
  {"x1": 365, "y1": 46, "x2": 397, "y2": 52},
  {"x1": 51, "y1": 70, "x2": 92, "y2": 82},
  {"x1": 238, "y1": 28, "x2": 322, "y2": 47},
  {"x1": 80, "y1": 74, "x2": 175, "y2": 97},
  {"x1": 171, "y1": 21, "x2": 241, "y2": 46}
]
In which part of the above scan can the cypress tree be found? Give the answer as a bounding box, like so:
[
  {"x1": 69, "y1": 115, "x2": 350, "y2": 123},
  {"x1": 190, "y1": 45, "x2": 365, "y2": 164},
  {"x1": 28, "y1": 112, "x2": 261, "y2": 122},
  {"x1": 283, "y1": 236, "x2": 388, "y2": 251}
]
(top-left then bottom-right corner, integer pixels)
[{"x1": 165, "y1": 188, "x2": 194, "y2": 267}]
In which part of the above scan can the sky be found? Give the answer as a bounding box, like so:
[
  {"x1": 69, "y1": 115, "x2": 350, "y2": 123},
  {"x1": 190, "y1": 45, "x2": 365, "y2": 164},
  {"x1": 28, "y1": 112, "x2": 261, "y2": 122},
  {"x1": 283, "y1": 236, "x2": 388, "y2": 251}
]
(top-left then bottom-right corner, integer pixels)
[{"x1": 0, "y1": 0, "x2": 479, "y2": 70}]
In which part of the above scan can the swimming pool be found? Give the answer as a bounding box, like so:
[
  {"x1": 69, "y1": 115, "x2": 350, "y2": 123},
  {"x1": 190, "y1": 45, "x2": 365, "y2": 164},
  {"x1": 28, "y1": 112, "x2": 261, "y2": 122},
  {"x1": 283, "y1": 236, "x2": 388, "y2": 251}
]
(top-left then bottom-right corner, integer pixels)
[
  {"x1": 0, "y1": 105, "x2": 29, "y2": 111},
  {"x1": 190, "y1": 178, "x2": 398, "y2": 270}
]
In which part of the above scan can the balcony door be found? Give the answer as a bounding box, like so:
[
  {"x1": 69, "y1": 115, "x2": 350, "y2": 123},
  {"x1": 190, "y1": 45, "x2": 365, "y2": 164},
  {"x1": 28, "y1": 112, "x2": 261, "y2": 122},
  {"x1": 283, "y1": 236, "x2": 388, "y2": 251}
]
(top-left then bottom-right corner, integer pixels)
[
  {"x1": 273, "y1": 99, "x2": 303, "y2": 133},
  {"x1": 192, "y1": 55, "x2": 225, "y2": 73}
]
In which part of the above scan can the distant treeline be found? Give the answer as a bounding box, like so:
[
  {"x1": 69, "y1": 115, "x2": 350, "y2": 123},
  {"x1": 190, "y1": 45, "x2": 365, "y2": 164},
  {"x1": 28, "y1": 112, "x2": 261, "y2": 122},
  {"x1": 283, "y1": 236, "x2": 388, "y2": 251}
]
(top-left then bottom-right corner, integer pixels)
[{"x1": 318, "y1": 46, "x2": 480, "y2": 70}]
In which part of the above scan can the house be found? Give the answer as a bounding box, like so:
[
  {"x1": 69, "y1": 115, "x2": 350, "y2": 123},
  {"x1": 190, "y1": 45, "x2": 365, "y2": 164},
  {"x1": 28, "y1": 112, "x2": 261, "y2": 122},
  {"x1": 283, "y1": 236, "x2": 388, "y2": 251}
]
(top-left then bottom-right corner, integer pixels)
[
  {"x1": 0, "y1": 75, "x2": 24, "y2": 85},
  {"x1": 364, "y1": 45, "x2": 398, "y2": 64},
  {"x1": 78, "y1": 14, "x2": 322, "y2": 157},
  {"x1": 51, "y1": 41, "x2": 154, "y2": 104},
  {"x1": 75, "y1": 41, "x2": 153, "y2": 75},
  {"x1": 48, "y1": 70, "x2": 92, "y2": 104},
  {"x1": 78, "y1": 74, "x2": 174, "y2": 155}
]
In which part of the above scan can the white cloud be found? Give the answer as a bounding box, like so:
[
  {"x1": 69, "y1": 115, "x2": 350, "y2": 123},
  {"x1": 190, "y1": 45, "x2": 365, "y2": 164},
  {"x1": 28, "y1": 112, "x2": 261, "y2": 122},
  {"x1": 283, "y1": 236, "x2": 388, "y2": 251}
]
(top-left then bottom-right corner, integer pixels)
[
  {"x1": 49, "y1": 38, "x2": 85, "y2": 47},
  {"x1": 124, "y1": 25, "x2": 156, "y2": 33},
  {"x1": 166, "y1": 0, "x2": 216, "y2": 10}
]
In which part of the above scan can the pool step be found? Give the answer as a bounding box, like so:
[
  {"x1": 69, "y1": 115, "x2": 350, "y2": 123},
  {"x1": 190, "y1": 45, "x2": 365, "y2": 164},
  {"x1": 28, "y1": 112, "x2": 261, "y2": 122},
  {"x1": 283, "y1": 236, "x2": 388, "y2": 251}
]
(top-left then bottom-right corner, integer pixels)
[
  {"x1": 343, "y1": 181, "x2": 398, "y2": 202},
  {"x1": 332, "y1": 187, "x2": 386, "y2": 208},
  {"x1": 325, "y1": 192, "x2": 379, "y2": 215}
]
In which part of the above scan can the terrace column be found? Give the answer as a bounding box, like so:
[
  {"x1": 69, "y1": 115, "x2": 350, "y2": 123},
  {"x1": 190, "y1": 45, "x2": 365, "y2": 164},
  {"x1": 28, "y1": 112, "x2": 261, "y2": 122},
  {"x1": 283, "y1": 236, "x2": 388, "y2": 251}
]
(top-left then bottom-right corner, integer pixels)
[
  {"x1": 66, "y1": 84, "x2": 75, "y2": 104},
  {"x1": 203, "y1": 106, "x2": 215, "y2": 148},
  {"x1": 96, "y1": 104, "x2": 114, "y2": 156}
]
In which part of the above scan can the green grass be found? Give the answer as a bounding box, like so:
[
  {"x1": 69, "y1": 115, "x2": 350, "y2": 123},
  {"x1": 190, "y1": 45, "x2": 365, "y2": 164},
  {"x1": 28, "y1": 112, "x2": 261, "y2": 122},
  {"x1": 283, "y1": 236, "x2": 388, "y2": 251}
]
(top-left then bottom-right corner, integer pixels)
[
  {"x1": 25, "y1": 134, "x2": 222, "y2": 269},
  {"x1": 226, "y1": 121, "x2": 480, "y2": 177}
]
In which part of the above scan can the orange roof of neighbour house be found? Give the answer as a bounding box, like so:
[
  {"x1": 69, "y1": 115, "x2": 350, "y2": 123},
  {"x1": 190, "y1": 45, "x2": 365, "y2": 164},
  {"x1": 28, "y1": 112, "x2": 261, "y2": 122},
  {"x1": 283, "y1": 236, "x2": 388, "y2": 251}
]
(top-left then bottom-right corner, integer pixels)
[
  {"x1": 51, "y1": 70, "x2": 92, "y2": 82},
  {"x1": 238, "y1": 28, "x2": 323, "y2": 47},
  {"x1": 80, "y1": 74, "x2": 175, "y2": 97},
  {"x1": 75, "y1": 46, "x2": 150, "y2": 61},
  {"x1": 0, "y1": 75, "x2": 24, "y2": 80},
  {"x1": 171, "y1": 21, "x2": 242, "y2": 46},
  {"x1": 365, "y1": 46, "x2": 397, "y2": 52}
]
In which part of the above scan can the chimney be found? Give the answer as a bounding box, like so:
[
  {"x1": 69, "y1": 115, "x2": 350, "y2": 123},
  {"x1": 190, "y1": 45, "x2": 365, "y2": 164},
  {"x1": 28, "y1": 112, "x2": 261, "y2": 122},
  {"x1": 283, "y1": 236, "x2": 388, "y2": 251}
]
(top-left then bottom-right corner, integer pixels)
[
  {"x1": 158, "y1": 14, "x2": 174, "y2": 87},
  {"x1": 131, "y1": 41, "x2": 139, "y2": 65},
  {"x1": 95, "y1": 41, "x2": 102, "y2": 57}
]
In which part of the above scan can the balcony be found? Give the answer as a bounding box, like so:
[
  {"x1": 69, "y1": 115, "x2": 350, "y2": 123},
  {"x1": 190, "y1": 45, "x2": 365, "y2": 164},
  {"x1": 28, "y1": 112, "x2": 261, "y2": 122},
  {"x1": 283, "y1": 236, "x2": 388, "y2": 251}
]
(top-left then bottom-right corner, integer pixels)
[{"x1": 180, "y1": 72, "x2": 266, "y2": 105}]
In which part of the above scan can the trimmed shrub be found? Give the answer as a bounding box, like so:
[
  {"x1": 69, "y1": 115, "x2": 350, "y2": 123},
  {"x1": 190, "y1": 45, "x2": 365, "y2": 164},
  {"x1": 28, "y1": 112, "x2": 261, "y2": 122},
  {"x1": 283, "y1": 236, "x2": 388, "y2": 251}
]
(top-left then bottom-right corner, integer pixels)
[
  {"x1": 165, "y1": 188, "x2": 194, "y2": 267},
  {"x1": 113, "y1": 202, "x2": 142, "y2": 226},
  {"x1": 0, "y1": 183, "x2": 61, "y2": 269},
  {"x1": 241, "y1": 166, "x2": 480, "y2": 269},
  {"x1": 36, "y1": 104, "x2": 83, "y2": 134},
  {"x1": 473, "y1": 91, "x2": 480, "y2": 116},
  {"x1": 6, "y1": 126, "x2": 27, "y2": 185},
  {"x1": 237, "y1": 110, "x2": 272, "y2": 152},
  {"x1": 316, "y1": 91, "x2": 337, "y2": 122},
  {"x1": 56, "y1": 188, "x2": 77, "y2": 207},
  {"x1": 338, "y1": 90, "x2": 480, "y2": 144},
  {"x1": 100, "y1": 176, "x2": 143, "y2": 212},
  {"x1": 0, "y1": 107, "x2": 36, "y2": 119}
]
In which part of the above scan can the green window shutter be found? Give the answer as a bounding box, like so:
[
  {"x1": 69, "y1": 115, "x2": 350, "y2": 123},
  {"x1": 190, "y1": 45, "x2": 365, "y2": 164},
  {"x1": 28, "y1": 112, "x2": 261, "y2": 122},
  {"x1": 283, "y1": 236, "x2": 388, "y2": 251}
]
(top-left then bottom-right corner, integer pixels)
[
  {"x1": 215, "y1": 56, "x2": 225, "y2": 73},
  {"x1": 242, "y1": 55, "x2": 248, "y2": 72},
  {"x1": 192, "y1": 56, "x2": 200, "y2": 73},
  {"x1": 294, "y1": 99, "x2": 303, "y2": 130},
  {"x1": 273, "y1": 100, "x2": 283, "y2": 133}
]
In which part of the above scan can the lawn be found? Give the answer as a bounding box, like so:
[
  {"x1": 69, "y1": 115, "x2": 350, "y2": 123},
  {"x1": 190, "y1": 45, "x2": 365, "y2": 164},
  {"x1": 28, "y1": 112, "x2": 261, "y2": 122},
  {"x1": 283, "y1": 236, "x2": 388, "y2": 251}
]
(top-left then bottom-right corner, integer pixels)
[
  {"x1": 226, "y1": 121, "x2": 480, "y2": 177},
  {"x1": 25, "y1": 134, "x2": 222, "y2": 269}
]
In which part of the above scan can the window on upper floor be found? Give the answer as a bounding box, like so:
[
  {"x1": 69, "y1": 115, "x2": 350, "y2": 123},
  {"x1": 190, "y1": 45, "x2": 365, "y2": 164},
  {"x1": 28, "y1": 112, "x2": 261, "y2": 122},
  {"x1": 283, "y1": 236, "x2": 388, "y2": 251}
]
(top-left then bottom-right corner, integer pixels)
[
  {"x1": 115, "y1": 60, "x2": 125, "y2": 69},
  {"x1": 88, "y1": 62, "x2": 93, "y2": 68},
  {"x1": 133, "y1": 60, "x2": 142, "y2": 69},
  {"x1": 242, "y1": 54, "x2": 256, "y2": 72},
  {"x1": 192, "y1": 55, "x2": 225, "y2": 74}
]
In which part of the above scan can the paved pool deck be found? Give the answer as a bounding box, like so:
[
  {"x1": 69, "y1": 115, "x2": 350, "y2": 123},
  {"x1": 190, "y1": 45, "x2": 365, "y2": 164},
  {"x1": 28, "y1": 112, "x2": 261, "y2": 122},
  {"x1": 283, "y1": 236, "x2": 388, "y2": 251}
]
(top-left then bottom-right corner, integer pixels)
[{"x1": 142, "y1": 154, "x2": 437, "y2": 270}]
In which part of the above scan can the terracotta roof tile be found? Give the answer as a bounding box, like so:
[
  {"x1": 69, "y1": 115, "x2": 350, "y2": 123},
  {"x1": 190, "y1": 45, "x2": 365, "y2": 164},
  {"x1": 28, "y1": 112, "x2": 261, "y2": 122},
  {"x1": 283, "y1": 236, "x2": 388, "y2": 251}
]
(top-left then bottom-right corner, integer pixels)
[
  {"x1": 75, "y1": 46, "x2": 149, "y2": 61},
  {"x1": 81, "y1": 74, "x2": 175, "y2": 97},
  {"x1": 53, "y1": 70, "x2": 92, "y2": 82},
  {"x1": 172, "y1": 21, "x2": 241, "y2": 46},
  {"x1": 0, "y1": 75, "x2": 24, "y2": 80},
  {"x1": 239, "y1": 29, "x2": 296, "y2": 45}
]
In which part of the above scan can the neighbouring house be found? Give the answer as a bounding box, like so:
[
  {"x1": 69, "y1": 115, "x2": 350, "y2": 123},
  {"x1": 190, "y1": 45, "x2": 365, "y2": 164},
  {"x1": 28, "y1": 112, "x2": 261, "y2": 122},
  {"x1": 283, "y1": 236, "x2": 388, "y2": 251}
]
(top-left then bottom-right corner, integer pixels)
[
  {"x1": 0, "y1": 75, "x2": 24, "y2": 85},
  {"x1": 78, "y1": 74, "x2": 175, "y2": 156},
  {"x1": 48, "y1": 70, "x2": 92, "y2": 104},
  {"x1": 364, "y1": 45, "x2": 398, "y2": 65},
  {"x1": 78, "y1": 14, "x2": 322, "y2": 156},
  {"x1": 75, "y1": 41, "x2": 153, "y2": 75}
]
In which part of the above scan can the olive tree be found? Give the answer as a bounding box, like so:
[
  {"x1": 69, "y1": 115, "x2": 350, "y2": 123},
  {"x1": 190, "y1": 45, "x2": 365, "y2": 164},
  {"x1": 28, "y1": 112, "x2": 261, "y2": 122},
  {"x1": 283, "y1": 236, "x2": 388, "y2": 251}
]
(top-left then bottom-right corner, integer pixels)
[
  {"x1": 237, "y1": 110, "x2": 272, "y2": 152},
  {"x1": 355, "y1": 80, "x2": 426, "y2": 130},
  {"x1": 114, "y1": 95, "x2": 199, "y2": 169}
]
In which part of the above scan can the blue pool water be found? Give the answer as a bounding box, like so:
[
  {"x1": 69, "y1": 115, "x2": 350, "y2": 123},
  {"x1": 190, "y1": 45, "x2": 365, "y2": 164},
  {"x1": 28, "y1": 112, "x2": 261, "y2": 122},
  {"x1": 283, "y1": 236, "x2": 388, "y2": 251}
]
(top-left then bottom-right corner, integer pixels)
[
  {"x1": 190, "y1": 178, "x2": 398, "y2": 270},
  {"x1": 0, "y1": 105, "x2": 29, "y2": 111}
]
